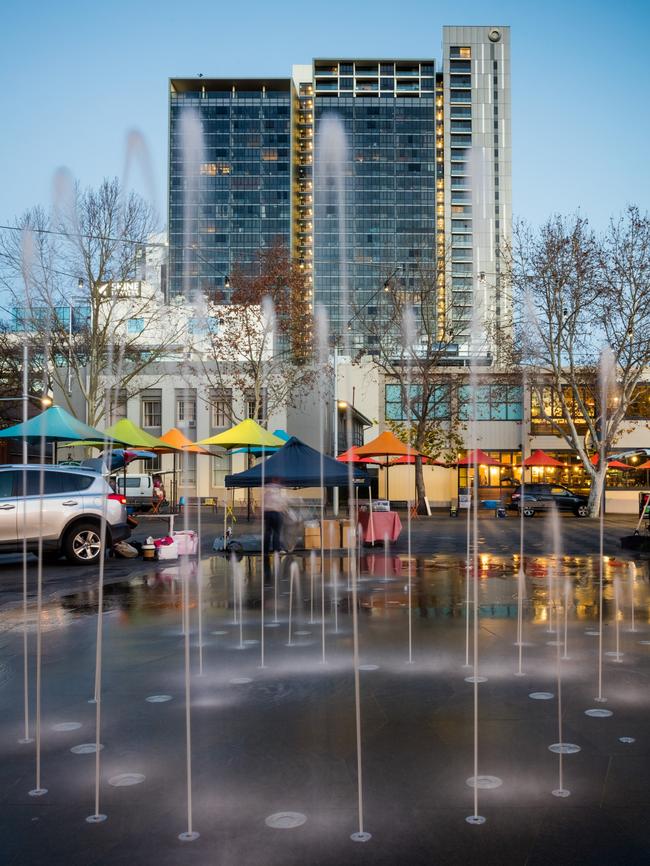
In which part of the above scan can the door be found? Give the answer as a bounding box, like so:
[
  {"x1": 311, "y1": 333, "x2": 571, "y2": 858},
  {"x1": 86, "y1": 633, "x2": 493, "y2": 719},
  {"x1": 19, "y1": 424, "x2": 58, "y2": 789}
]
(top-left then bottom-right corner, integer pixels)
[
  {"x1": 550, "y1": 487, "x2": 573, "y2": 511},
  {"x1": 17, "y1": 470, "x2": 83, "y2": 542},
  {"x1": 0, "y1": 470, "x2": 18, "y2": 544}
]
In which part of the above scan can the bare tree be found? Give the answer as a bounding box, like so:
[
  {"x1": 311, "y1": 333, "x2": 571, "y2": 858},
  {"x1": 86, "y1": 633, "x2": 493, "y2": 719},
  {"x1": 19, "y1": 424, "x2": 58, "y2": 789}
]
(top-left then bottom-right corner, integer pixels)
[
  {"x1": 352, "y1": 260, "x2": 465, "y2": 513},
  {"x1": 0, "y1": 178, "x2": 185, "y2": 427},
  {"x1": 199, "y1": 241, "x2": 317, "y2": 425},
  {"x1": 509, "y1": 207, "x2": 650, "y2": 515}
]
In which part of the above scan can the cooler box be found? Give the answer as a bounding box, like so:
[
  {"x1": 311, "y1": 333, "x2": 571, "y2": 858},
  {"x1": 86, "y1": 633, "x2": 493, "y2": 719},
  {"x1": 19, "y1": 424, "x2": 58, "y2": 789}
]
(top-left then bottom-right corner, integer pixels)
[
  {"x1": 156, "y1": 541, "x2": 178, "y2": 561},
  {"x1": 173, "y1": 530, "x2": 198, "y2": 556}
]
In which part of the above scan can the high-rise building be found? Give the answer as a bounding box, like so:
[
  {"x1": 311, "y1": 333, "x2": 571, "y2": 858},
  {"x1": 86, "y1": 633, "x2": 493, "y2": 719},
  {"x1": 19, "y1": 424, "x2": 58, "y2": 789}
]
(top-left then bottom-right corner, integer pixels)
[
  {"x1": 167, "y1": 25, "x2": 511, "y2": 354},
  {"x1": 168, "y1": 78, "x2": 292, "y2": 301}
]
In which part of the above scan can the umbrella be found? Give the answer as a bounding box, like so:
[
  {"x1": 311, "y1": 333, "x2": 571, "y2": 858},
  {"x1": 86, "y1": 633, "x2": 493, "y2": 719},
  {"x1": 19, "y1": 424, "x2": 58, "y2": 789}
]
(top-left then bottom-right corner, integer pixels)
[
  {"x1": 198, "y1": 419, "x2": 285, "y2": 519},
  {"x1": 387, "y1": 454, "x2": 447, "y2": 466},
  {"x1": 230, "y1": 429, "x2": 290, "y2": 456},
  {"x1": 0, "y1": 406, "x2": 122, "y2": 445},
  {"x1": 355, "y1": 430, "x2": 420, "y2": 500},
  {"x1": 198, "y1": 418, "x2": 284, "y2": 449},
  {"x1": 337, "y1": 446, "x2": 380, "y2": 465},
  {"x1": 524, "y1": 449, "x2": 564, "y2": 468},
  {"x1": 634, "y1": 460, "x2": 650, "y2": 470},
  {"x1": 590, "y1": 454, "x2": 633, "y2": 470},
  {"x1": 160, "y1": 427, "x2": 216, "y2": 509}
]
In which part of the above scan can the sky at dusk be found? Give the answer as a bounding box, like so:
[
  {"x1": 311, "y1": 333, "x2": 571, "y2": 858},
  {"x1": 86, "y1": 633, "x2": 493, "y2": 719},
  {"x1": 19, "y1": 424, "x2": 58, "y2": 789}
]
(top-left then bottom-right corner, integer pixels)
[{"x1": 1, "y1": 0, "x2": 648, "y2": 231}]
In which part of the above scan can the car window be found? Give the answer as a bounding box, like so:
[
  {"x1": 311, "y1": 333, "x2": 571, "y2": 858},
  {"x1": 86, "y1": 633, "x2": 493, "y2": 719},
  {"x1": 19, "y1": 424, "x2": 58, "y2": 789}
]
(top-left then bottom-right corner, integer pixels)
[
  {"x1": 18, "y1": 471, "x2": 95, "y2": 496},
  {"x1": 0, "y1": 471, "x2": 16, "y2": 498},
  {"x1": 550, "y1": 487, "x2": 568, "y2": 495}
]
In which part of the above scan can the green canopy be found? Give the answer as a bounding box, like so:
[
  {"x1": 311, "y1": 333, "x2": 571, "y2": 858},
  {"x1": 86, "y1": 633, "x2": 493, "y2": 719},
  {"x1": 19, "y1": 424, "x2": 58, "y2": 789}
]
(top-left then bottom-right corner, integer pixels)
[
  {"x1": 0, "y1": 406, "x2": 121, "y2": 444},
  {"x1": 64, "y1": 418, "x2": 180, "y2": 452}
]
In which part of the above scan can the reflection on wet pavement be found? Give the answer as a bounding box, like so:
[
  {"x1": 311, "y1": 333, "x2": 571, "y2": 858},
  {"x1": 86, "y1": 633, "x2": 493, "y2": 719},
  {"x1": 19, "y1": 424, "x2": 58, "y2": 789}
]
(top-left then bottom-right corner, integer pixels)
[{"x1": 1, "y1": 551, "x2": 649, "y2": 866}]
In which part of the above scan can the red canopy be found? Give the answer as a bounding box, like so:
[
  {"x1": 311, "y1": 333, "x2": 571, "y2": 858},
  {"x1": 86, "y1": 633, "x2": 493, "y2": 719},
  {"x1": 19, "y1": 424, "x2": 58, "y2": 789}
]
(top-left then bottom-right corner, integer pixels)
[
  {"x1": 388, "y1": 454, "x2": 448, "y2": 466},
  {"x1": 337, "y1": 446, "x2": 379, "y2": 465},
  {"x1": 524, "y1": 449, "x2": 564, "y2": 468},
  {"x1": 635, "y1": 460, "x2": 650, "y2": 470},
  {"x1": 590, "y1": 454, "x2": 633, "y2": 470},
  {"x1": 456, "y1": 449, "x2": 504, "y2": 467}
]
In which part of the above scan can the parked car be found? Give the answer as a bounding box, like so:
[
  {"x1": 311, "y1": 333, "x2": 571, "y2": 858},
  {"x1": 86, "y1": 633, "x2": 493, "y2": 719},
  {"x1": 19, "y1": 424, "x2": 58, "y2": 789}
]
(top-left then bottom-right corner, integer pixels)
[
  {"x1": 0, "y1": 465, "x2": 130, "y2": 565},
  {"x1": 115, "y1": 473, "x2": 154, "y2": 509},
  {"x1": 508, "y1": 483, "x2": 589, "y2": 518}
]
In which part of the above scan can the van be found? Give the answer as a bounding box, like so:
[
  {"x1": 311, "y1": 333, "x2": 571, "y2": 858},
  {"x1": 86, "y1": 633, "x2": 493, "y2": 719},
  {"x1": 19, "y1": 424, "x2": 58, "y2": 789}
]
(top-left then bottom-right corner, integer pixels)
[{"x1": 116, "y1": 473, "x2": 154, "y2": 508}]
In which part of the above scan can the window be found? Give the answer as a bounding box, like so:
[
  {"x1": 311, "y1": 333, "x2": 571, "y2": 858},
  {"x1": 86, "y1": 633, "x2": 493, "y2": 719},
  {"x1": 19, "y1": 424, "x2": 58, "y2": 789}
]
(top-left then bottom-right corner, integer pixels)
[
  {"x1": 142, "y1": 399, "x2": 162, "y2": 428},
  {"x1": 459, "y1": 384, "x2": 523, "y2": 421},
  {"x1": 0, "y1": 471, "x2": 15, "y2": 498},
  {"x1": 385, "y1": 383, "x2": 451, "y2": 421},
  {"x1": 18, "y1": 471, "x2": 94, "y2": 496},
  {"x1": 127, "y1": 318, "x2": 144, "y2": 334},
  {"x1": 211, "y1": 399, "x2": 230, "y2": 428},
  {"x1": 458, "y1": 450, "x2": 521, "y2": 492},
  {"x1": 450, "y1": 47, "x2": 471, "y2": 59},
  {"x1": 176, "y1": 398, "x2": 196, "y2": 426},
  {"x1": 247, "y1": 399, "x2": 263, "y2": 421},
  {"x1": 179, "y1": 453, "x2": 197, "y2": 487},
  {"x1": 626, "y1": 383, "x2": 650, "y2": 418},
  {"x1": 530, "y1": 385, "x2": 594, "y2": 434}
]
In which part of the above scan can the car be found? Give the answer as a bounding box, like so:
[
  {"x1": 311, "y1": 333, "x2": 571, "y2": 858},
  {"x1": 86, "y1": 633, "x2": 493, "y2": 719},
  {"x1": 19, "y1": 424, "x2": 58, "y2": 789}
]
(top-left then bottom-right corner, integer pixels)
[
  {"x1": 0, "y1": 465, "x2": 131, "y2": 565},
  {"x1": 115, "y1": 473, "x2": 155, "y2": 509},
  {"x1": 508, "y1": 483, "x2": 590, "y2": 518}
]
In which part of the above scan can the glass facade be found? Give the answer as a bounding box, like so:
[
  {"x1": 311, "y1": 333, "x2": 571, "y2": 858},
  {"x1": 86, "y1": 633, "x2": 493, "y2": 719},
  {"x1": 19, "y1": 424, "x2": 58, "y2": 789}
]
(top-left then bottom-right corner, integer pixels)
[
  {"x1": 169, "y1": 82, "x2": 292, "y2": 299},
  {"x1": 313, "y1": 62, "x2": 436, "y2": 345}
]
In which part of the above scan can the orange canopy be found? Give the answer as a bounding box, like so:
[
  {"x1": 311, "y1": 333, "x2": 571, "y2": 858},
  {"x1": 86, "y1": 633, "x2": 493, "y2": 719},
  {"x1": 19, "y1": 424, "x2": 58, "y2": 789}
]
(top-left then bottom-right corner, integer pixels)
[
  {"x1": 355, "y1": 431, "x2": 417, "y2": 461},
  {"x1": 160, "y1": 427, "x2": 214, "y2": 455}
]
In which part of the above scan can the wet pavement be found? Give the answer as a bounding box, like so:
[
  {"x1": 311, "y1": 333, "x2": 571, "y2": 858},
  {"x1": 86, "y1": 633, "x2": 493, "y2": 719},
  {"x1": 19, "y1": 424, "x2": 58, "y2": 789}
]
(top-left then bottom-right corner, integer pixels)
[{"x1": 1, "y1": 545, "x2": 649, "y2": 865}]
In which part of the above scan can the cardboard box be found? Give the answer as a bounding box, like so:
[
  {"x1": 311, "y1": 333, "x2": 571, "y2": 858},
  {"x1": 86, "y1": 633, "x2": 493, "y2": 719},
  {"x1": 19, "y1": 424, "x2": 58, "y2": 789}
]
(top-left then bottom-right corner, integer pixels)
[
  {"x1": 321, "y1": 520, "x2": 339, "y2": 549},
  {"x1": 304, "y1": 525, "x2": 320, "y2": 550},
  {"x1": 340, "y1": 522, "x2": 357, "y2": 548}
]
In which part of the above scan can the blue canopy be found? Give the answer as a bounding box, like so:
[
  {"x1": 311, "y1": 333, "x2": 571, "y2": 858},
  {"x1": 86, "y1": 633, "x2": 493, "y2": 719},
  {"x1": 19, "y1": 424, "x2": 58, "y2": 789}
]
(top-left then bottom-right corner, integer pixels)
[
  {"x1": 229, "y1": 428, "x2": 290, "y2": 456},
  {"x1": 0, "y1": 406, "x2": 120, "y2": 444},
  {"x1": 225, "y1": 436, "x2": 368, "y2": 489}
]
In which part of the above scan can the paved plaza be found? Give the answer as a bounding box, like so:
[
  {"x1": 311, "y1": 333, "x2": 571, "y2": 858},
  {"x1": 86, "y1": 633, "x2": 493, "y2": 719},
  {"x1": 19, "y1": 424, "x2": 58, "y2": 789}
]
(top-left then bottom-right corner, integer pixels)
[{"x1": 0, "y1": 510, "x2": 649, "y2": 865}]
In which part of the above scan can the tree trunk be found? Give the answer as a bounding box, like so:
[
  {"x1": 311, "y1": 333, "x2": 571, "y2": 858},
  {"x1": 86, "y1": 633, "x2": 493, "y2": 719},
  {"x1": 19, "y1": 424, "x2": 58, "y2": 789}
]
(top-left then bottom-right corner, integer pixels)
[
  {"x1": 586, "y1": 467, "x2": 607, "y2": 517},
  {"x1": 415, "y1": 455, "x2": 428, "y2": 515}
]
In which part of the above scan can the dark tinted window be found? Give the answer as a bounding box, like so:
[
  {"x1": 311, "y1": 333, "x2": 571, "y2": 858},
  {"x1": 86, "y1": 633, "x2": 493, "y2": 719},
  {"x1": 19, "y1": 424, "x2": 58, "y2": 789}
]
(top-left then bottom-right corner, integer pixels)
[
  {"x1": 0, "y1": 471, "x2": 16, "y2": 498},
  {"x1": 19, "y1": 471, "x2": 95, "y2": 496}
]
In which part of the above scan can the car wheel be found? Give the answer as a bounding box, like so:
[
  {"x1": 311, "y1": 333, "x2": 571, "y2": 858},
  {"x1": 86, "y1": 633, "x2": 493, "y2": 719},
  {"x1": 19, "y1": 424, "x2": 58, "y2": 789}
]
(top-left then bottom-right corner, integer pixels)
[
  {"x1": 64, "y1": 522, "x2": 103, "y2": 565},
  {"x1": 576, "y1": 505, "x2": 589, "y2": 518},
  {"x1": 522, "y1": 507, "x2": 535, "y2": 518}
]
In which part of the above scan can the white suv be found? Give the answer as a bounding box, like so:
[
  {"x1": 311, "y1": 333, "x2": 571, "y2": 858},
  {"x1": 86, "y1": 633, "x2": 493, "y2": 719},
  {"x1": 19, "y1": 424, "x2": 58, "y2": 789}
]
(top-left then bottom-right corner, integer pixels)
[{"x1": 0, "y1": 465, "x2": 130, "y2": 565}]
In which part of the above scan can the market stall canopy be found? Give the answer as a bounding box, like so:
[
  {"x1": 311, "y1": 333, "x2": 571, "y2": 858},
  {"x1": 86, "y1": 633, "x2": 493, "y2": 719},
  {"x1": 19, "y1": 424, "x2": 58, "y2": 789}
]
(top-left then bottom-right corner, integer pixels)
[
  {"x1": 63, "y1": 418, "x2": 181, "y2": 452},
  {"x1": 337, "y1": 446, "x2": 380, "y2": 465},
  {"x1": 80, "y1": 449, "x2": 156, "y2": 473},
  {"x1": 199, "y1": 418, "x2": 285, "y2": 450},
  {"x1": 388, "y1": 454, "x2": 448, "y2": 466},
  {"x1": 0, "y1": 406, "x2": 122, "y2": 444},
  {"x1": 160, "y1": 427, "x2": 214, "y2": 455},
  {"x1": 455, "y1": 449, "x2": 505, "y2": 467},
  {"x1": 524, "y1": 449, "x2": 564, "y2": 468},
  {"x1": 590, "y1": 454, "x2": 634, "y2": 470},
  {"x1": 229, "y1": 429, "x2": 290, "y2": 456},
  {"x1": 225, "y1": 436, "x2": 368, "y2": 488},
  {"x1": 354, "y1": 430, "x2": 418, "y2": 462},
  {"x1": 635, "y1": 460, "x2": 650, "y2": 470}
]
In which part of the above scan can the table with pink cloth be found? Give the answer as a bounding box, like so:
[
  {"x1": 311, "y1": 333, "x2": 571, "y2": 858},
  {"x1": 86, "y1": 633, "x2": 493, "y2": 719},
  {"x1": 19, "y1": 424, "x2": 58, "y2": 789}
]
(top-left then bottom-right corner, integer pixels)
[{"x1": 357, "y1": 510, "x2": 403, "y2": 545}]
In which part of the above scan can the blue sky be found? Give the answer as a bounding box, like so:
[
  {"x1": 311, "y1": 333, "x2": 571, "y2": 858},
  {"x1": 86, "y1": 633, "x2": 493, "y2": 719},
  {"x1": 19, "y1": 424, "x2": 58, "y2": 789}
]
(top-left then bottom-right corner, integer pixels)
[{"x1": 1, "y1": 0, "x2": 647, "y2": 229}]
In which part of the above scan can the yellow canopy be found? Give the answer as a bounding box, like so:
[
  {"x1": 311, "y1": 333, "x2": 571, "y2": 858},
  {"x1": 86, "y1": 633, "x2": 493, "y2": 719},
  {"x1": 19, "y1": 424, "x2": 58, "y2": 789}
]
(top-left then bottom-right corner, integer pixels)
[
  {"x1": 198, "y1": 418, "x2": 285, "y2": 450},
  {"x1": 102, "y1": 419, "x2": 180, "y2": 452}
]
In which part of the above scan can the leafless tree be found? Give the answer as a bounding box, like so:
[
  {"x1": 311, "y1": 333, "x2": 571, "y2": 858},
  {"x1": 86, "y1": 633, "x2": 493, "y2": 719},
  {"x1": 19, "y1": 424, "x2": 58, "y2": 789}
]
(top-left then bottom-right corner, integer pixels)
[
  {"x1": 509, "y1": 207, "x2": 650, "y2": 515},
  {"x1": 352, "y1": 260, "x2": 466, "y2": 513},
  {"x1": 199, "y1": 241, "x2": 317, "y2": 425},
  {"x1": 0, "y1": 178, "x2": 184, "y2": 427}
]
